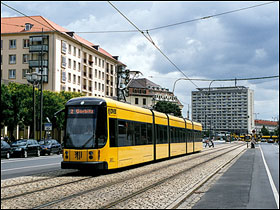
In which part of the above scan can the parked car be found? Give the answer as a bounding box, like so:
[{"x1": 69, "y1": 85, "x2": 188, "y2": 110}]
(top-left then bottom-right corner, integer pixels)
[
  {"x1": 1, "y1": 140, "x2": 13, "y2": 159},
  {"x1": 39, "y1": 139, "x2": 62, "y2": 155},
  {"x1": 11, "y1": 139, "x2": 41, "y2": 158},
  {"x1": 267, "y1": 139, "x2": 274, "y2": 143},
  {"x1": 261, "y1": 138, "x2": 266, "y2": 142}
]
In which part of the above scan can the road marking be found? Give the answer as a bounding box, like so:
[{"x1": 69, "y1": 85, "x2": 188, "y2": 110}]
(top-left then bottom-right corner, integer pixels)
[
  {"x1": 1, "y1": 155, "x2": 62, "y2": 164},
  {"x1": 1, "y1": 163, "x2": 61, "y2": 172},
  {"x1": 259, "y1": 145, "x2": 279, "y2": 209}
]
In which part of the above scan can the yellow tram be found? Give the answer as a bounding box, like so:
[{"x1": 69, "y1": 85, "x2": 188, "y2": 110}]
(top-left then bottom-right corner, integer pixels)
[{"x1": 61, "y1": 97, "x2": 203, "y2": 170}]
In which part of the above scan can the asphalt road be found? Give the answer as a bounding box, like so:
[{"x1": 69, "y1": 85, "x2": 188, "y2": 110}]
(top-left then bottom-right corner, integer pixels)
[{"x1": 1, "y1": 154, "x2": 62, "y2": 180}]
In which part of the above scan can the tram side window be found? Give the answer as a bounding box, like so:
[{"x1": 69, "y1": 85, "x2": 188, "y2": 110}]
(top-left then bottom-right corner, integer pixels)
[
  {"x1": 157, "y1": 125, "x2": 167, "y2": 144},
  {"x1": 109, "y1": 118, "x2": 117, "y2": 147},
  {"x1": 118, "y1": 120, "x2": 127, "y2": 146},
  {"x1": 141, "y1": 123, "x2": 148, "y2": 145},
  {"x1": 127, "y1": 121, "x2": 134, "y2": 146},
  {"x1": 147, "y1": 124, "x2": 153, "y2": 144},
  {"x1": 134, "y1": 122, "x2": 141, "y2": 145}
]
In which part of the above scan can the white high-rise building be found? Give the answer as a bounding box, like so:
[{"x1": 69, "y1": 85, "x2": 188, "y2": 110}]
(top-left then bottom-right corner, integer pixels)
[{"x1": 191, "y1": 86, "x2": 254, "y2": 135}]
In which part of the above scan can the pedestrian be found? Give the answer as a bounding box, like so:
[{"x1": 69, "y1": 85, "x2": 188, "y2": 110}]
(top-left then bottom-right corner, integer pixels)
[
  {"x1": 210, "y1": 137, "x2": 215, "y2": 148},
  {"x1": 205, "y1": 139, "x2": 210, "y2": 148},
  {"x1": 251, "y1": 138, "x2": 256, "y2": 149}
]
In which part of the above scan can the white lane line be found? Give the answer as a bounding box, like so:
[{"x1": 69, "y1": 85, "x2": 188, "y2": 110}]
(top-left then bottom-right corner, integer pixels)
[
  {"x1": 1, "y1": 155, "x2": 62, "y2": 164},
  {"x1": 1, "y1": 163, "x2": 61, "y2": 172},
  {"x1": 259, "y1": 145, "x2": 279, "y2": 209}
]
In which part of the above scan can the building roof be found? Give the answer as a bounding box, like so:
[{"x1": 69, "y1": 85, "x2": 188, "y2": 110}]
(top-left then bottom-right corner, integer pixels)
[
  {"x1": 128, "y1": 78, "x2": 161, "y2": 89},
  {"x1": 1, "y1": 16, "x2": 125, "y2": 65},
  {"x1": 255, "y1": 120, "x2": 278, "y2": 126}
]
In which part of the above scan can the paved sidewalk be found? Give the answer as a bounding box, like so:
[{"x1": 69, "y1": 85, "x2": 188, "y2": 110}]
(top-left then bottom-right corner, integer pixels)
[{"x1": 192, "y1": 145, "x2": 277, "y2": 209}]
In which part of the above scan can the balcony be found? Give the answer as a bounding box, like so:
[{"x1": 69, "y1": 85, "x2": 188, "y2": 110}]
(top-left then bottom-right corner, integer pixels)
[
  {"x1": 29, "y1": 60, "x2": 48, "y2": 67},
  {"x1": 29, "y1": 45, "x2": 48, "y2": 52}
]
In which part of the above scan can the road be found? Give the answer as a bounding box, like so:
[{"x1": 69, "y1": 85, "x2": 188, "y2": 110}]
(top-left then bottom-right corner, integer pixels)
[{"x1": 1, "y1": 154, "x2": 62, "y2": 180}]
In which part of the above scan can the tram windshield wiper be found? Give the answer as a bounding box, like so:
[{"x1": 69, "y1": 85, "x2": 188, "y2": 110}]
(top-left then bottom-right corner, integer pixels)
[{"x1": 80, "y1": 134, "x2": 95, "y2": 148}]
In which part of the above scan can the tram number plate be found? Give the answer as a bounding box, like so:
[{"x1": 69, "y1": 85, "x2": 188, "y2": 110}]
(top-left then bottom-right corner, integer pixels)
[{"x1": 75, "y1": 151, "x2": 83, "y2": 160}]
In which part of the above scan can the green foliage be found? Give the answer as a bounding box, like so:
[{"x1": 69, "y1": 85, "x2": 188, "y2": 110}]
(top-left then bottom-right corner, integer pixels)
[
  {"x1": 1, "y1": 83, "x2": 84, "y2": 136},
  {"x1": 153, "y1": 101, "x2": 182, "y2": 117},
  {"x1": 261, "y1": 125, "x2": 270, "y2": 136}
]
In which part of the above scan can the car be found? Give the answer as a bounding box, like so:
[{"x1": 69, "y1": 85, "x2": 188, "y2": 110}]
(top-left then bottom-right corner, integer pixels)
[
  {"x1": 261, "y1": 138, "x2": 266, "y2": 142},
  {"x1": 267, "y1": 139, "x2": 274, "y2": 143},
  {"x1": 1, "y1": 140, "x2": 13, "y2": 159},
  {"x1": 11, "y1": 139, "x2": 41, "y2": 158},
  {"x1": 39, "y1": 139, "x2": 62, "y2": 155}
]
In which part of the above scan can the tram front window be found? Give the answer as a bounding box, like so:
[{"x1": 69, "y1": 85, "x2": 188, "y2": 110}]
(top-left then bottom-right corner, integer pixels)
[
  {"x1": 65, "y1": 106, "x2": 107, "y2": 149},
  {"x1": 66, "y1": 117, "x2": 96, "y2": 148}
]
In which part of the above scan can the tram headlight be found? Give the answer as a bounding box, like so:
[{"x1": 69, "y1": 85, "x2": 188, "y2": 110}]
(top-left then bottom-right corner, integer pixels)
[{"x1": 89, "y1": 151, "x2": 93, "y2": 160}]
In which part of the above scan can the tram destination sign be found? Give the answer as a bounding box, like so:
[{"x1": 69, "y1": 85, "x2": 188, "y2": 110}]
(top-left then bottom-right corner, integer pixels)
[{"x1": 68, "y1": 107, "x2": 96, "y2": 116}]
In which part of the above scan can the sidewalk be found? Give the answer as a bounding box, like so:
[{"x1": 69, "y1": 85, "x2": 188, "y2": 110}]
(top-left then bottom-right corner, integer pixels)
[{"x1": 192, "y1": 145, "x2": 278, "y2": 209}]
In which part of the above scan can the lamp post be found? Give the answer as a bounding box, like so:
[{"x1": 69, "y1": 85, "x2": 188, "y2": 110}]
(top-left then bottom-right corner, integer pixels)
[{"x1": 26, "y1": 72, "x2": 40, "y2": 139}]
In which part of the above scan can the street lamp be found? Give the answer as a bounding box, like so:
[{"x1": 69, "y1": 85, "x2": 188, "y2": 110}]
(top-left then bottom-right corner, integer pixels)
[{"x1": 26, "y1": 72, "x2": 41, "y2": 140}]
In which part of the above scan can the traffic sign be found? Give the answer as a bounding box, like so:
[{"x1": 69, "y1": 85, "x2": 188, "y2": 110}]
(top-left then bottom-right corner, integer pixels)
[{"x1": 44, "y1": 123, "x2": 52, "y2": 131}]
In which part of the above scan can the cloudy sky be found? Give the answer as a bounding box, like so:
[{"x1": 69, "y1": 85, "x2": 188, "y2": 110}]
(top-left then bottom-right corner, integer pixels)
[{"x1": 2, "y1": 1, "x2": 279, "y2": 121}]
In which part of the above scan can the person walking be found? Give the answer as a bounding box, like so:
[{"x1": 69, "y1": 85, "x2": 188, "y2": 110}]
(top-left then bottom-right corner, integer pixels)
[
  {"x1": 205, "y1": 138, "x2": 210, "y2": 148},
  {"x1": 210, "y1": 137, "x2": 215, "y2": 148}
]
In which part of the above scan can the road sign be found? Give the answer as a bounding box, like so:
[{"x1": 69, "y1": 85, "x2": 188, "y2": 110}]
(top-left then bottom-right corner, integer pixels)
[{"x1": 44, "y1": 123, "x2": 52, "y2": 131}]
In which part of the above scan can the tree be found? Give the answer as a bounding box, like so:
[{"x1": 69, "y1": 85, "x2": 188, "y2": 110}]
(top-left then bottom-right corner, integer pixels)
[
  {"x1": 2, "y1": 83, "x2": 33, "y2": 141},
  {"x1": 153, "y1": 101, "x2": 182, "y2": 117},
  {"x1": 261, "y1": 125, "x2": 270, "y2": 136}
]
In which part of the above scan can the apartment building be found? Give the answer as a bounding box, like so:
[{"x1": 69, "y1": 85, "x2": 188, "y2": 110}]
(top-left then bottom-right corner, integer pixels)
[
  {"x1": 126, "y1": 78, "x2": 183, "y2": 110},
  {"x1": 255, "y1": 120, "x2": 278, "y2": 134},
  {"x1": 1, "y1": 16, "x2": 126, "y2": 97},
  {"x1": 191, "y1": 86, "x2": 254, "y2": 134}
]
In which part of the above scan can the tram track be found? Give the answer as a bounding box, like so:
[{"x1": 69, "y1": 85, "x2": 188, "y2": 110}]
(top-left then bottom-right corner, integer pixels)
[
  {"x1": 35, "y1": 143, "x2": 244, "y2": 209},
  {"x1": 1, "y1": 143, "x2": 245, "y2": 209},
  {"x1": 1, "y1": 143, "x2": 231, "y2": 200},
  {"x1": 99, "y1": 144, "x2": 246, "y2": 209}
]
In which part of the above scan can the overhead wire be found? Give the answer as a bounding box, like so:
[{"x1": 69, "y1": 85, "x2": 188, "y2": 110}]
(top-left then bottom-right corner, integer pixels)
[
  {"x1": 107, "y1": 1, "x2": 200, "y2": 89},
  {"x1": 1, "y1": 2, "x2": 56, "y2": 32},
  {"x1": 2, "y1": 1, "x2": 273, "y2": 34},
  {"x1": 148, "y1": 75, "x2": 279, "y2": 82}
]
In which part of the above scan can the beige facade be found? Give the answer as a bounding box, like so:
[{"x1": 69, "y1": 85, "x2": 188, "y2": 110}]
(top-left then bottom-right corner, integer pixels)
[
  {"x1": 1, "y1": 16, "x2": 125, "y2": 98},
  {"x1": 126, "y1": 78, "x2": 183, "y2": 110}
]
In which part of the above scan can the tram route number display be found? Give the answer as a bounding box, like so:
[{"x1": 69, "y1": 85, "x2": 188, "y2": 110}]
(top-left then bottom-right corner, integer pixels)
[{"x1": 68, "y1": 108, "x2": 95, "y2": 115}]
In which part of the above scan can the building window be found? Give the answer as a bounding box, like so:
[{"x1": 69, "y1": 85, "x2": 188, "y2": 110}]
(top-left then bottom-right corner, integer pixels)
[
  {"x1": 61, "y1": 55, "x2": 66, "y2": 68},
  {"x1": 68, "y1": 58, "x2": 71, "y2": 69},
  {"x1": 61, "y1": 41, "x2": 67, "y2": 54},
  {"x1": 78, "y1": 76, "x2": 80, "y2": 85},
  {"x1": 9, "y1": 69, "x2": 16, "y2": 79},
  {"x1": 73, "y1": 74, "x2": 76, "y2": 84},
  {"x1": 68, "y1": 44, "x2": 71, "y2": 54},
  {"x1": 78, "y1": 62, "x2": 81, "y2": 71},
  {"x1": 78, "y1": 49, "x2": 81, "y2": 58},
  {"x1": 9, "y1": 40, "x2": 16, "y2": 49},
  {"x1": 22, "y1": 69, "x2": 31, "y2": 79},
  {"x1": 23, "y1": 39, "x2": 29, "y2": 48},
  {"x1": 9, "y1": 55, "x2": 16, "y2": 64},
  {"x1": 73, "y1": 60, "x2": 76, "y2": 70},
  {"x1": 1, "y1": 40, "x2": 3, "y2": 50},
  {"x1": 61, "y1": 71, "x2": 66, "y2": 83},
  {"x1": 68, "y1": 73, "x2": 71, "y2": 82},
  {"x1": 143, "y1": 98, "x2": 146, "y2": 105},
  {"x1": 73, "y1": 47, "x2": 76, "y2": 56},
  {"x1": 135, "y1": 98, "x2": 139, "y2": 104},
  {"x1": 23, "y1": 54, "x2": 29, "y2": 64}
]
